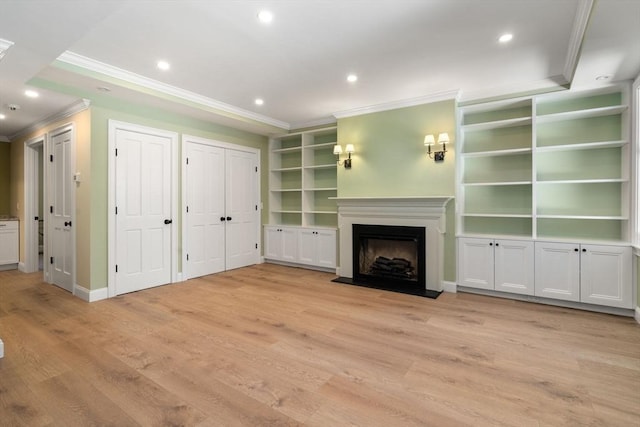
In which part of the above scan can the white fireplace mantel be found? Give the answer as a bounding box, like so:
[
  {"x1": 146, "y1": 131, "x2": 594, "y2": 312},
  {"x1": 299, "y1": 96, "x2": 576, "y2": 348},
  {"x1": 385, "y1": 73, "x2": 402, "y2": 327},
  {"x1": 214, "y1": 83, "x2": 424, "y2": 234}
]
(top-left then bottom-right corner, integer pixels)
[{"x1": 333, "y1": 196, "x2": 453, "y2": 292}]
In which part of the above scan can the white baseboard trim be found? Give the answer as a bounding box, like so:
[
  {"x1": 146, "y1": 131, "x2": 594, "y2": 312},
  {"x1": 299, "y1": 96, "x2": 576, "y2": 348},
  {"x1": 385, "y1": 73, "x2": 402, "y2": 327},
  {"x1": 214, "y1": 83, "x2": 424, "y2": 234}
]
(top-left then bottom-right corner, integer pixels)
[
  {"x1": 635, "y1": 306, "x2": 640, "y2": 325},
  {"x1": 442, "y1": 280, "x2": 457, "y2": 293},
  {"x1": 0, "y1": 263, "x2": 18, "y2": 271},
  {"x1": 18, "y1": 262, "x2": 27, "y2": 272},
  {"x1": 74, "y1": 285, "x2": 109, "y2": 303},
  {"x1": 176, "y1": 272, "x2": 183, "y2": 283},
  {"x1": 0, "y1": 338, "x2": 4, "y2": 358}
]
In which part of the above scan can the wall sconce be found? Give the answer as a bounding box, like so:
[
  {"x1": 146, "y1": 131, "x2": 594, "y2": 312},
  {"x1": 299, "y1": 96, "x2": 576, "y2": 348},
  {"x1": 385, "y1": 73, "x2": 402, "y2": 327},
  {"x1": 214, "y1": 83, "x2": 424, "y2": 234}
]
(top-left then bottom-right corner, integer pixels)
[
  {"x1": 424, "y1": 132, "x2": 449, "y2": 162},
  {"x1": 333, "y1": 143, "x2": 354, "y2": 168}
]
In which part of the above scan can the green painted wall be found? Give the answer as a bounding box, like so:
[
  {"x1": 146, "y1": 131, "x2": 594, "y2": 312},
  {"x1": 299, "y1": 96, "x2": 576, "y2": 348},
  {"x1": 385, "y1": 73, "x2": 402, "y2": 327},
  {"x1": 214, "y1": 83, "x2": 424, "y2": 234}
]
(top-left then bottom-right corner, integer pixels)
[
  {"x1": 337, "y1": 100, "x2": 457, "y2": 282},
  {"x1": 0, "y1": 144, "x2": 10, "y2": 214}
]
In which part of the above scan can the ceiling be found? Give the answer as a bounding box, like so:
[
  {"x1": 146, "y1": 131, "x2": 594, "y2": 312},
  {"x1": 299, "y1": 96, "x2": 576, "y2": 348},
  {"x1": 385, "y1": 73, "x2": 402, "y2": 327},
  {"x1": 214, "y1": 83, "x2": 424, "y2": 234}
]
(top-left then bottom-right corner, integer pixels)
[{"x1": 0, "y1": 0, "x2": 639, "y2": 140}]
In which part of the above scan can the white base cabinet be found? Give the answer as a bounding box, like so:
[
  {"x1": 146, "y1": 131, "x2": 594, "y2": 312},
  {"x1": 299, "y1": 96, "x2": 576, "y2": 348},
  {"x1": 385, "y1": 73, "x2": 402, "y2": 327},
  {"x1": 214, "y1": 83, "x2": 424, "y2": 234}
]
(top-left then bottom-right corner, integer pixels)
[
  {"x1": 535, "y1": 242, "x2": 632, "y2": 309},
  {"x1": 458, "y1": 237, "x2": 534, "y2": 296},
  {"x1": 265, "y1": 225, "x2": 336, "y2": 270},
  {"x1": 0, "y1": 220, "x2": 19, "y2": 266}
]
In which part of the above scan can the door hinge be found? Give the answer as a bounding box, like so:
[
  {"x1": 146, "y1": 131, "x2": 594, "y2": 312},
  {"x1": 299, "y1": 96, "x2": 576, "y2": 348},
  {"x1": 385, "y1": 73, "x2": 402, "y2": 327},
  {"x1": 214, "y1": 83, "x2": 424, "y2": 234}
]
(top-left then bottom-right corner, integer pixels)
[
  {"x1": 255, "y1": 243, "x2": 258, "y2": 249},
  {"x1": 115, "y1": 206, "x2": 118, "y2": 215},
  {"x1": 50, "y1": 257, "x2": 54, "y2": 264},
  {"x1": 255, "y1": 166, "x2": 258, "y2": 172},
  {"x1": 50, "y1": 206, "x2": 53, "y2": 214},
  {"x1": 186, "y1": 206, "x2": 189, "y2": 213},
  {"x1": 115, "y1": 264, "x2": 118, "y2": 273},
  {"x1": 186, "y1": 158, "x2": 189, "y2": 165},
  {"x1": 115, "y1": 148, "x2": 118, "y2": 156},
  {"x1": 255, "y1": 205, "x2": 258, "y2": 211},
  {"x1": 186, "y1": 254, "x2": 189, "y2": 261},
  {"x1": 49, "y1": 154, "x2": 53, "y2": 162}
]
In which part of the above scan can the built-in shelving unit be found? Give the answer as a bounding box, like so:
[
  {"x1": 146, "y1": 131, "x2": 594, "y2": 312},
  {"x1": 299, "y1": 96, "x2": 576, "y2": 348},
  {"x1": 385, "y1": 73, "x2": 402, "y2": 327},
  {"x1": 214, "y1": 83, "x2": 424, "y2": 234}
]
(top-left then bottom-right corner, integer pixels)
[
  {"x1": 457, "y1": 84, "x2": 630, "y2": 243},
  {"x1": 269, "y1": 126, "x2": 338, "y2": 228}
]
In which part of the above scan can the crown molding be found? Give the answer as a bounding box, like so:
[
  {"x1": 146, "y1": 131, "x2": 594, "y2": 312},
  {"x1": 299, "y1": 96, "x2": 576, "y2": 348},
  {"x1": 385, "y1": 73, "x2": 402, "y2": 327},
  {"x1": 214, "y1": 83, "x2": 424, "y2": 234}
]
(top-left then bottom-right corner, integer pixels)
[
  {"x1": 9, "y1": 98, "x2": 91, "y2": 141},
  {"x1": 289, "y1": 116, "x2": 337, "y2": 132},
  {"x1": 57, "y1": 51, "x2": 290, "y2": 131},
  {"x1": 563, "y1": 0, "x2": 595, "y2": 84},
  {"x1": 333, "y1": 90, "x2": 459, "y2": 119},
  {"x1": 457, "y1": 76, "x2": 568, "y2": 105},
  {"x1": 0, "y1": 38, "x2": 14, "y2": 61}
]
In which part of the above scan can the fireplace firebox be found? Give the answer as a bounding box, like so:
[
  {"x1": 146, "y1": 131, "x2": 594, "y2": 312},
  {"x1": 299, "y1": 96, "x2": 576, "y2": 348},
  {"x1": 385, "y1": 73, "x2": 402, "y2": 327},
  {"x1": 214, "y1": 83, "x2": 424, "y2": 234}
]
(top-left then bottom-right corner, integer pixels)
[{"x1": 352, "y1": 224, "x2": 426, "y2": 293}]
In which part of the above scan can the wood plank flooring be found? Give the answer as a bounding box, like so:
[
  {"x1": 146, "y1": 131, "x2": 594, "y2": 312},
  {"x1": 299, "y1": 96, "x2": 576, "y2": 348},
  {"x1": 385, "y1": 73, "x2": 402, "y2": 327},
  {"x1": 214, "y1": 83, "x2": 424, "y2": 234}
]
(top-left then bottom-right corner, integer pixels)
[{"x1": 1, "y1": 264, "x2": 639, "y2": 426}]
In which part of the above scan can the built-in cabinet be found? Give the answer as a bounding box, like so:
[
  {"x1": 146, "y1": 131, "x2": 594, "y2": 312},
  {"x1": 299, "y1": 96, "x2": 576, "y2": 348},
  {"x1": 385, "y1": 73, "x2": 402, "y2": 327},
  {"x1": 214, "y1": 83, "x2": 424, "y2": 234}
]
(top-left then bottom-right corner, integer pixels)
[
  {"x1": 0, "y1": 220, "x2": 19, "y2": 268},
  {"x1": 264, "y1": 225, "x2": 336, "y2": 270},
  {"x1": 458, "y1": 238, "x2": 534, "y2": 295},
  {"x1": 266, "y1": 126, "x2": 338, "y2": 270},
  {"x1": 457, "y1": 84, "x2": 634, "y2": 311}
]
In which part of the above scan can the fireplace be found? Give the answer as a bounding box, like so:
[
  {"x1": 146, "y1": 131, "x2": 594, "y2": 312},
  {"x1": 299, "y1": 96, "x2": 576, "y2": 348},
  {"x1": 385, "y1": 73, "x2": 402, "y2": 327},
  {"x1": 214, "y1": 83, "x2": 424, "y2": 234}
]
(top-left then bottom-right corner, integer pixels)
[{"x1": 353, "y1": 224, "x2": 425, "y2": 291}]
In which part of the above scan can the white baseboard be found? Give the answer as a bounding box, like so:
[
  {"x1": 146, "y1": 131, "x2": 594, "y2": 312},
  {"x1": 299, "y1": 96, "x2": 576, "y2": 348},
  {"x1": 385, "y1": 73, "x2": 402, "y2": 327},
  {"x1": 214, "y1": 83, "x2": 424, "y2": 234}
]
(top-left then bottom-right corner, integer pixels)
[
  {"x1": 0, "y1": 338, "x2": 4, "y2": 358},
  {"x1": 18, "y1": 262, "x2": 27, "y2": 272},
  {"x1": 74, "y1": 284, "x2": 109, "y2": 302},
  {"x1": 0, "y1": 263, "x2": 18, "y2": 271},
  {"x1": 176, "y1": 272, "x2": 183, "y2": 283},
  {"x1": 442, "y1": 280, "x2": 457, "y2": 293},
  {"x1": 635, "y1": 306, "x2": 640, "y2": 325}
]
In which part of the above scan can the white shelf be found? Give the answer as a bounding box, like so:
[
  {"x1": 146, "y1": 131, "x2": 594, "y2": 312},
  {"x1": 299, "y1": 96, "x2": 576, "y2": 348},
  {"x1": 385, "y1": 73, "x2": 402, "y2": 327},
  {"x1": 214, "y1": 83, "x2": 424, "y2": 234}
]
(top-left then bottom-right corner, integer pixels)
[
  {"x1": 270, "y1": 167, "x2": 302, "y2": 172},
  {"x1": 307, "y1": 210, "x2": 338, "y2": 214},
  {"x1": 304, "y1": 142, "x2": 335, "y2": 150},
  {"x1": 304, "y1": 187, "x2": 337, "y2": 191},
  {"x1": 536, "y1": 179, "x2": 626, "y2": 184},
  {"x1": 271, "y1": 188, "x2": 302, "y2": 192},
  {"x1": 305, "y1": 164, "x2": 336, "y2": 170},
  {"x1": 272, "y1": 210, "x2": 303, "y2": 214},
  {"x1": 536, "y1": 214, "x2": 627, "y2": 220},
  {"x1": 462, "y1": 117, "x2": 532, "y2": 132},
  {"x1": 535, "y1": 140, "x2": 628, "y2": 153},
  {"x1": 463, "y1": 181, "x2": 532, "y2": 186},
  {"x1": 462, "y1": 213, "x2": 533, "y2": 218},
  {"x1": 537, "y1": 105, "x2": 627, "y2": 124},
  {"x1": 272, "y1": 146, "x2": 302, "y2": 153},
  {"x1": 463, "y1": 147, "x2": 532, "y2": 158}
]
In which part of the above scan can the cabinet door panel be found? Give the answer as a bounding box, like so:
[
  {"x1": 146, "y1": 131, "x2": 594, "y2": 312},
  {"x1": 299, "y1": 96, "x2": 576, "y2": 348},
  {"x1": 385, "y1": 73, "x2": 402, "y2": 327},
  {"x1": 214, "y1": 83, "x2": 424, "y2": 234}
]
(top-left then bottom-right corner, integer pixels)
[
  {"x1": 297, "y1": 229, "x2": 316, "y2": 265},
  {"x1": 580, "y1": 245, "x2": 632, "y2": 308},
  {"x1": 264, "y1": 227, "x2": 283, "y2": 260},
  {"x1": 316, "y1": 230, "x2": 336, "y2": 268},
  {"x1": 281, "y1": 228, "x2": 298, "y2": 262},
  {"x1": 535, "y1": 242, "x2": 580, "y2": 301},
  {"x1": 495, "y1": 240, "x2": 534, "y2": 295},
  {"x1": 458, "y1": 238, "x2": 494, "y2": 290}
]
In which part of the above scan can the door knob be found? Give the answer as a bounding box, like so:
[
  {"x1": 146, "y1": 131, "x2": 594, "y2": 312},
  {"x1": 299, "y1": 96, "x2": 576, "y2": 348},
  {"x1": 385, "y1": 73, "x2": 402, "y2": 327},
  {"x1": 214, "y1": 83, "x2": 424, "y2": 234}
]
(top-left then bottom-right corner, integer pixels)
[
  {"x1": 226, "y1": 216, "x2": 232, "y2": 221},
  {"x1": 164, "y1": 219, "x2": 173, "y2": 224},
  {"x1": 220, "y1": 217, "x2": 226, "y2": 221},
  {"x1": 64, "y1": 221, "x2": 72, "y2": 227}
]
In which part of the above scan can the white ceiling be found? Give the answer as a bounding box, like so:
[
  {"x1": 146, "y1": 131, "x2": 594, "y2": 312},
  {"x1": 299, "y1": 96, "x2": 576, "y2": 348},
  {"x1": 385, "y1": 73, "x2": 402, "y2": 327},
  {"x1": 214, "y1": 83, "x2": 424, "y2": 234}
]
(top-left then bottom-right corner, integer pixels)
[{"x1": 0, "y1": 0, "x2": 638, "y2": 139}]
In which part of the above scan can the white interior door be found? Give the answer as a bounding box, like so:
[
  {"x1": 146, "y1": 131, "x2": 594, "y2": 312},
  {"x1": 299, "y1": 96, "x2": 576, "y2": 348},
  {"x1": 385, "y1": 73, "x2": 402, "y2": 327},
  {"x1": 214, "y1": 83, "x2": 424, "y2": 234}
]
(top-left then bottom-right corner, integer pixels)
[
  {"x1": 225, "y1": 149, "x2": 259, "y2": 270},
  {"x1": 115, "y1": 128, "x2": 172, "y2": 295},
  {"x1": 185, "y1": 142, "x2": 225, "y2": 278},
  {"x1": 49, "y1": 127, "x2": 74, "y2": 292}
]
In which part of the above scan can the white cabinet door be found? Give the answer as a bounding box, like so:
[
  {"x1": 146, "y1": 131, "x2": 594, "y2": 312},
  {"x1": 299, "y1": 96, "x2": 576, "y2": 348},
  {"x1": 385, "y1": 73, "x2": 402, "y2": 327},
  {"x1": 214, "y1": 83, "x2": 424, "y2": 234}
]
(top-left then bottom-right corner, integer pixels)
[
  {"x1": 535, "y1": 242, "x2": 580, "y2": 302},
  {"x1": 495, "y1": 239, "x2": 534, "y2": 296},
  {"x1": 0, "y1": 221, "x2": 19, "y2": 265},
  {"x1": 297, "y1": 229, "x2": 316, "y2": 265},
  {"x1": 281, "y1": 228, "x2": 298, "y2": 262},
  {"x1": 316, "y1": 229, "x2": 336, "y2": 268},
  {"x1": 580, "y1": 245, "x2": 632, "y2": 309},
  {"x1": 458, "y1": 238, "x2": 494, "y2": 290},
  {"x1": 264, "y1": 226, "x2": 283, "y2": 260}
]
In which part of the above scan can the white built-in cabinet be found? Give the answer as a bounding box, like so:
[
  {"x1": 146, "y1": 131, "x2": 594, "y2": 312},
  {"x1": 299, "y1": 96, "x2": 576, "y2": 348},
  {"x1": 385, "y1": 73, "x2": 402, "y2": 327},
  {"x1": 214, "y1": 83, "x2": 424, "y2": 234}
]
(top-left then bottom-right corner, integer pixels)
[
  {"x1": 458, "y1": 237, "x2": 534, "y2": 295},
  {"x1": 0, "y1": 220, "x2": 19, "y2": 268},
  {"x1": 264, "y1": 225, "x2": 336, "y2": 270},
  {"x1": 266, "y1": 126, "x2": 338, "y2": 271},
  {"x1": 535, "y1": 242, "x2": 632, "y2": 308},
  {"x1": 456, "y1": 84, "x2": 635, "y2": 311}
]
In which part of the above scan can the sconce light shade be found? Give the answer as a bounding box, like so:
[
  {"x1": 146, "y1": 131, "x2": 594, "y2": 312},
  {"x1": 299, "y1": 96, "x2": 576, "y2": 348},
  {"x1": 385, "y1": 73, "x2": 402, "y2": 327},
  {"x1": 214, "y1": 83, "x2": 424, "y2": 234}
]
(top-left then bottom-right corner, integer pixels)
[
  {"x1": 333, "y1": 144, "x2": 343, "y2": 155},
  {"x1": 424, "y1": 132, "x2": 449, "y2": 162},
  {"x1": 424, "y1": 134, "x2": 435, "y2": 146},
  {"x1": 345, "y1": 143, "x2": 355, "y2": 154},
  {"x1": 437, "y1": 132, "x2": 450, "y2": 145},
  {"x1": 334, "y1": 143, "x2": 353, "y2": 169}
]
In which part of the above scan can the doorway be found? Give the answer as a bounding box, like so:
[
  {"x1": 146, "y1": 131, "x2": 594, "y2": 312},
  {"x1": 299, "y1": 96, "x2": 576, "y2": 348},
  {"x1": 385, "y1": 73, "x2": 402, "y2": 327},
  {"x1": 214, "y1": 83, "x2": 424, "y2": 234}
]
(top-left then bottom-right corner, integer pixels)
[{"x1": 23, "y1": 135, "x2": 45, "y2": 275}]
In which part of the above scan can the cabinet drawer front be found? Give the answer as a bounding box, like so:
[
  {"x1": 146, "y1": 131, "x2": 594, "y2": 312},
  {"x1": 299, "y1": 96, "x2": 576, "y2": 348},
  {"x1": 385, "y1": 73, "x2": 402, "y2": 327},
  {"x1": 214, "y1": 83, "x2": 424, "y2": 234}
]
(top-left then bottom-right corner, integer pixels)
[{"x1": 0, "y1": 221, "x2": 18, "y2": 230}]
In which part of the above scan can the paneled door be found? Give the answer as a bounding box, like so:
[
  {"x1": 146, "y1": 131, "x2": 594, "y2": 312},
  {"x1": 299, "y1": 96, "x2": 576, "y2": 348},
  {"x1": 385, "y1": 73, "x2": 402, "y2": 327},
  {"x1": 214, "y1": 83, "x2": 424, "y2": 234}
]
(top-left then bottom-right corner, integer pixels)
[
  {"x1": 225, "y1": 149, "x2": 259, "y2": 270},
  {"x1": 185, "y1": 142, "x2": 226, "y2": 278},
  {"x1": 115, "y1": 128, "x2": 173, "y2": 295},
  {"x1": 49, "y1": 126, "x2": 74, "y2": 292}
]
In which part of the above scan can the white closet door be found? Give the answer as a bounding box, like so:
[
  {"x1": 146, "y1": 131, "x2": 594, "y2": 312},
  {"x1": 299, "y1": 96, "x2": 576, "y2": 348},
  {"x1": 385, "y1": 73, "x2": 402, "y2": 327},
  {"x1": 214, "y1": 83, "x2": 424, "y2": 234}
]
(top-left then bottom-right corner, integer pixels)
[
  {"x1": 115, "y1": 129, "x2": 172, "y2": 294},
  {"x1": 225, "y1": 149, "x2": 259, "y2": 270},
  {"x1": 185, "y1": 142, "x2": 226, "y2": 278},
  {"x1": 50, "y1": 127, "x2": 74, "y2": 292}
]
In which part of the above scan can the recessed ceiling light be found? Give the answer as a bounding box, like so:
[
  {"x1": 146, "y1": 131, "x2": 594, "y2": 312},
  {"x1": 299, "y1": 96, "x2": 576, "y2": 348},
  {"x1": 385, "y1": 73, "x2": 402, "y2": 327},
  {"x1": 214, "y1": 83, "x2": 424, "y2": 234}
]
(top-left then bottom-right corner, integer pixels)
[
  {"x1": 0, "y1": 114, "x2": 5, "y2": 120},
  {"x1": 257, "y1": 10, "x2": 273, "y2": 24},
  {"x1": 347, "y1": 74, "x2": 358, "y2": 83},
  {"x1": 25, "y1": 89, "x2": 39, "y2": 98},
  {"x1": 498, "y1": 33, "x2": 513, "y2": 43},
  {"x1": 255, "y1": 98, "x2": 264, "y2": 106},
  {"x1": 595, "y1": 75, "x2": 611, "y2": 81},
  {"x1": 157, "y1": 60, "x2": 170, "y2": 70}
]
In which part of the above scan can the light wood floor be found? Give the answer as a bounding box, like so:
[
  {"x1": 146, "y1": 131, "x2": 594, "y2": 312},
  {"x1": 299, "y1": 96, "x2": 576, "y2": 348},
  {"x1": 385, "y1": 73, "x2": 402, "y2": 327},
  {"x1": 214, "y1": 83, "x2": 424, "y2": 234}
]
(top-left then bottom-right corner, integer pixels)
[{"x1": 0, "y1": 264, "x2": 639, "y2": 426}]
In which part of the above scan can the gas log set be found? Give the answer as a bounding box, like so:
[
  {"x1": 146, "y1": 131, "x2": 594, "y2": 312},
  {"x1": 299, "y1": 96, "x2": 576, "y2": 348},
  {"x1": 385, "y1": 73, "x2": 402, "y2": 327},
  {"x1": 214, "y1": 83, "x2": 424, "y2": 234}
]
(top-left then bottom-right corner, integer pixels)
[{"x1": 368, "y1": 256, "x2": 415, "y2": 280}]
